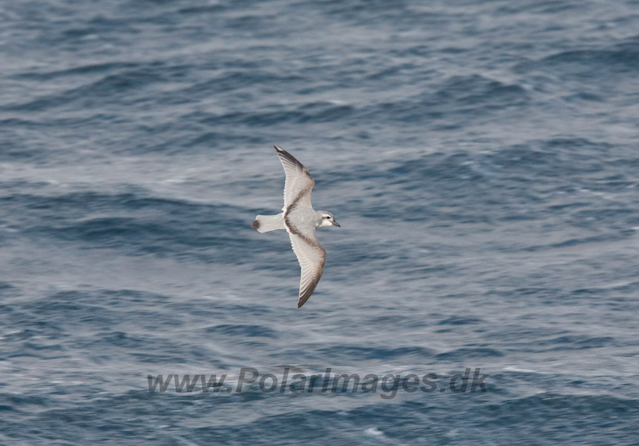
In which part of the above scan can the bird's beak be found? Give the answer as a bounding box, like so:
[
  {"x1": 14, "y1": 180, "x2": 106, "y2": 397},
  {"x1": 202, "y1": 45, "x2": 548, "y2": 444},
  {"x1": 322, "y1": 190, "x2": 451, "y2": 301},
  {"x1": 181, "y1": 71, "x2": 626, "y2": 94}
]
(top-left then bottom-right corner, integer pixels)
[{"x1": 333, "y1": 221, "x2": 340, "y2": 227}]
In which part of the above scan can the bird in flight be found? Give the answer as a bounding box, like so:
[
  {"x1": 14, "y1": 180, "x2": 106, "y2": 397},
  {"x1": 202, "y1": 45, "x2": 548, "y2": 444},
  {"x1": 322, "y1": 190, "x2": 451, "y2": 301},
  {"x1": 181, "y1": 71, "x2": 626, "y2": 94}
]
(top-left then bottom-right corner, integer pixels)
[{"x1": 252, "y1": 145, "x2": 340, "y2": 308}]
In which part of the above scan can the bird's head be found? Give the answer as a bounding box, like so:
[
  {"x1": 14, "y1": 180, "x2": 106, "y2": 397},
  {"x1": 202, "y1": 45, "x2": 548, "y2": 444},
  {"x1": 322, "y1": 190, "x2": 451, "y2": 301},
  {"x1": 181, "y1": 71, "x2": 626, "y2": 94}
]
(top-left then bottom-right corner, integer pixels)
[{"x1": 318, "y1": 212, "x2": 340, "y2": 228}]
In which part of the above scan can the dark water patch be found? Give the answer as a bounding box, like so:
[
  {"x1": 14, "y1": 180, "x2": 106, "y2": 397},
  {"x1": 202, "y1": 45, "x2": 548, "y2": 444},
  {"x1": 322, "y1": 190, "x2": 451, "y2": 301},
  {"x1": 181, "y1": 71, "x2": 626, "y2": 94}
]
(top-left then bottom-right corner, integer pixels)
[
  {"x1": 0, "y1": 390, "x2": 180, "y2": 444},
  {"x1": 315, "y1": 0, "x2": 450, "y2": 30},
  {"x1": 434, "y1": 74, "x2": 529, "y2": 109},
  {"x1": 175, "y1": 302, "x2": 276, "y2": 319},
  {"x1": 204, "y1": 324, "x2": 278, "y2": 338},
  {"x1": 380, "y1": 151, "x2": 535, "y2": 225},
  {"x1": 573, "y1": 281, "x2": 639, "y2": 294},
  {"x1": 1, "y1": 326, "x2": 66, "y2": 344},
  {"x1": 93, "y1": 331, "x2": 151, "y2": 350},
  {"x1": 2, "y1": 191, "x2": 258, "y2": 262},
  {"x1": 185, "y1": 131, "x2": 264, "y2": 150},
  {"x1": 178, "y1": 4, "x2": 226, "y2": 14},
  {"x1": 478, "y1": 393, "x2": 639, "y2": 430},
  {"x1": 17, "y1": 292, "x2": 124, "y2": 333},
  {"x1": 4, "y1": 63, "x2": 187, "y2": 112},
  {"x1": 490, "y1": 138, "x2": 611, "y2": 179},
  {"x1": 523, "y1": 233, "x2": 628, "y2": 252},
  {"x1": 437, "y1": 316, "x2": 483, "y2": 326},
  {"x1": 0, "y1": 394, "x2": 51, "y2": 412},
  {"x1": 49, "y1": 217, "x2": 172, "y2": 245},
  {"x1": 358, "y1": 76, "x2": 525, "y2": 128},
  {"x1": 541, "y1": 335, "x2": 616, "y2": 350},
  {"x1": 191, "y1": 408, "x2": 361, "y2": 445},
  {"x1": 568, "y1": 207, "x2": 639, "y2": 232},
  {"x1": 296, "y1": 102, "x2": 357, "y2": 123},
  {"x1": 180, "y1": 70, "x2": 304, "y2": 96},
  {"x1": 359, "y1": 75, "x2": 529, "y2": 128},
  {"x1": 226, "y1": 13, "x2": 281, "y2": 31},
  {"x1": 0, "y1": 290, "x2": 186, "y2": 356},
  {"x1": 515, "y1": 38, "x2": 639, "y2": 82},
  {"x1": 0, "y1": 282, "x2": 17, "y2": 295},
  {"x1": 436, "y1": 347, "x2": 504, "y2": 360},
  {"x1": 185, "y1": 103, "x2": 356, "y2": 128},
  {"x1": 543, "y1": 47, "x2": 639, "y2": 72},
  {"x1": 12, "y1": 62, "x2": 142, "y2": 82},
  {"x1": 0, "y1": 128, "x2": 50, "y2": 161},
  {"x1": 318, "y1": 345, "x2": 436, "y2": 361},
  {"x1": 388, "y1": 151, "x2": 484, "y2": 186},
  {"x1": 99, "y1": 289, "x2": 172, "y2": 306}
]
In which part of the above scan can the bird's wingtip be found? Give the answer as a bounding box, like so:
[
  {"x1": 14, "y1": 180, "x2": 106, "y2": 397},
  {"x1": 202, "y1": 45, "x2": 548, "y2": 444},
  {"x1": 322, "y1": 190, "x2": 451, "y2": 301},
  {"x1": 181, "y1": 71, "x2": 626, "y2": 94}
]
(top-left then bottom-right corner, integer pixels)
[
  {"x1": 297, "y1": 293, "x2": 312, "y2": 308},
  {"x1": 274, "y1": 145, "x2": 282, "y2": 152}
]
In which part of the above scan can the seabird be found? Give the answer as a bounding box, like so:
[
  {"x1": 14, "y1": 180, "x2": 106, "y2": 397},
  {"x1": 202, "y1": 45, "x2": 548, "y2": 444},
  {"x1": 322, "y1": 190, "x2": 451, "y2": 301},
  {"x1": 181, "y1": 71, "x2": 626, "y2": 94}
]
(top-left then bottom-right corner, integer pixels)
[{"x1": 252, "y1": 145, "x2": 340, "y2": 308}]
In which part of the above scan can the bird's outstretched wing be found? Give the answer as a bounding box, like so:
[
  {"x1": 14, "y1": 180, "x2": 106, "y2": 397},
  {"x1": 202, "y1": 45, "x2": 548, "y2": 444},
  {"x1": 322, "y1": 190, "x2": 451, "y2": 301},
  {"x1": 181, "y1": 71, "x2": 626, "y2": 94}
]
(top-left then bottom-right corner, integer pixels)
[
  {"x1": 274, "y1": 145, "x2": 315, "y2": 209},
  {"x1": 288, "y1": 230, "x2": 326, "y2": 308}
]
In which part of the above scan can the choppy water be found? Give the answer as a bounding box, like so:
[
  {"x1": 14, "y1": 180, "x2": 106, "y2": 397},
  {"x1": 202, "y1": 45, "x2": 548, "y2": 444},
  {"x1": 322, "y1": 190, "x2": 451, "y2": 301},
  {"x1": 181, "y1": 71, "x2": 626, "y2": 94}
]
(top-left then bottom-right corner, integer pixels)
[{"x1": 2, "y1": 0, "x2": 639, "y2": 444}]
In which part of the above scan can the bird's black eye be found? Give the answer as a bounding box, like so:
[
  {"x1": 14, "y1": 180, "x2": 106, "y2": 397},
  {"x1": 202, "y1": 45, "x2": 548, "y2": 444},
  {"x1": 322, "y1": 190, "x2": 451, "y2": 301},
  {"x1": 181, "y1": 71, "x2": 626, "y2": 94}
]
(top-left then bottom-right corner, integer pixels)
[{"x1": 324, "y1": 215, "x2": 330, "y2": 219}]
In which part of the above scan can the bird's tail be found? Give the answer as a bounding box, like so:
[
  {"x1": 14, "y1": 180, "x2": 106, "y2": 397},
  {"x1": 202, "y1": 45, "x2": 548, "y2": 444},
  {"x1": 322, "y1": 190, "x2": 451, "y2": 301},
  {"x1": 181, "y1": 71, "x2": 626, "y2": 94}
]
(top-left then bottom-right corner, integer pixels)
[{"x1": 252, "y1": 213, "x2": 285, "y2": 233}]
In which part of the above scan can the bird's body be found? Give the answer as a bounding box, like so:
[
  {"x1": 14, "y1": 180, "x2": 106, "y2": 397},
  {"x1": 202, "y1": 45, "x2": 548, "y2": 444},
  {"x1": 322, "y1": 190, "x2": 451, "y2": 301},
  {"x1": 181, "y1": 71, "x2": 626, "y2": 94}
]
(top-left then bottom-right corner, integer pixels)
[{"x1": 252, "y1": 145, "x2": 340, "y2": 308}]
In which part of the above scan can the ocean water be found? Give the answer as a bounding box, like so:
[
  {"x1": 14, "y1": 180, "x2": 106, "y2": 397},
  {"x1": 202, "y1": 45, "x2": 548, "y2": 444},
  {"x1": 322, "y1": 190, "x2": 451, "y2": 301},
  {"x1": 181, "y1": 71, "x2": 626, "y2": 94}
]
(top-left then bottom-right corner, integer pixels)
[{"x1": 2, "y1": 0, "x2": 639, "y2": 444}]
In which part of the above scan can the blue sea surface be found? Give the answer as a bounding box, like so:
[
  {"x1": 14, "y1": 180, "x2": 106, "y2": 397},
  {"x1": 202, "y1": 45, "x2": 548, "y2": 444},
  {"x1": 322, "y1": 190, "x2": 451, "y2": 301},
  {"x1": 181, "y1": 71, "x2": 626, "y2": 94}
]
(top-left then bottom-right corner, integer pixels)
[{"x1": 2, "y1": 0, "x2": 639, "y2": 444}]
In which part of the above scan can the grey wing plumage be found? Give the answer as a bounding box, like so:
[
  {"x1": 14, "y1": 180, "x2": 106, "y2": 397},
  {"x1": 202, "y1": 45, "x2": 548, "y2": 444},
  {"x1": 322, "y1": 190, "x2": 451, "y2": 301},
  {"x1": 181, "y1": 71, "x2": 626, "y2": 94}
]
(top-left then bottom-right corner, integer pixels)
[
  {"x1": 288, "y1": 231, "x2": 326, "y2": 308},
  {"x1": 274, "y1": 145, "x2": 315, "y2": 209}
]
